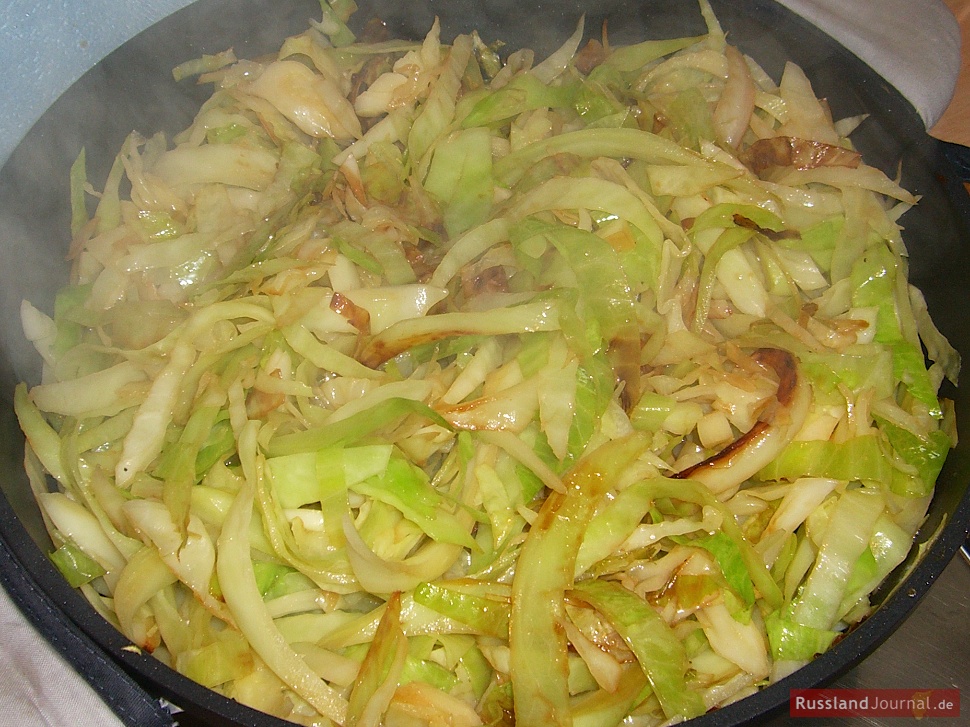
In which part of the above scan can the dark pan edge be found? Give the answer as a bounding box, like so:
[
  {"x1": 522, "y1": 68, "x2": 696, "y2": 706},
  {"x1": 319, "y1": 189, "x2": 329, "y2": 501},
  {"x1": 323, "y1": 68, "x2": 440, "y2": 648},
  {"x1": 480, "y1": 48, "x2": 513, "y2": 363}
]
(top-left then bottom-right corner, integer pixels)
[{"x1": 1, "y1": 1, "x2": 969, "y2": 725}]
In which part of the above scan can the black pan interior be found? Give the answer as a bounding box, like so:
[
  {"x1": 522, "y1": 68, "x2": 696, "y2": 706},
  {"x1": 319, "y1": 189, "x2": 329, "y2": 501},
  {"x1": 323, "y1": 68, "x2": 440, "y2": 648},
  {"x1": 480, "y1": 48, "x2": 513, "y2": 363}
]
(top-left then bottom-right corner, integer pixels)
[{"x1": 1, "y1": 1, "x2": 969, "y2": 726}]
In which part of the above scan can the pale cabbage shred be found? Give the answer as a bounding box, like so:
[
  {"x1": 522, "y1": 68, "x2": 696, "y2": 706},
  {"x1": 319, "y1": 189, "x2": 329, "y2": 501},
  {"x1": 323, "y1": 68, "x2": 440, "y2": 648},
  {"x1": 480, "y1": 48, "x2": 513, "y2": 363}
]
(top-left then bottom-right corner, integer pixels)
[{"x1": 13, "y1": 0, "x2": 961, "y2": 724}]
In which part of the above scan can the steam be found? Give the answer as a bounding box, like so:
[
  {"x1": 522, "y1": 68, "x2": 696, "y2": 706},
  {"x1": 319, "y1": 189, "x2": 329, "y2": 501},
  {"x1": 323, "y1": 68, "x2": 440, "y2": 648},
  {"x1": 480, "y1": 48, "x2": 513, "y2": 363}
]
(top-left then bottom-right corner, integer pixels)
[
  {"x1": 0, "y1": 0, "x2": 639, "y2": 383},
  {"x1": 0, "y1": 0, "x2": 325, "y2": 387}
]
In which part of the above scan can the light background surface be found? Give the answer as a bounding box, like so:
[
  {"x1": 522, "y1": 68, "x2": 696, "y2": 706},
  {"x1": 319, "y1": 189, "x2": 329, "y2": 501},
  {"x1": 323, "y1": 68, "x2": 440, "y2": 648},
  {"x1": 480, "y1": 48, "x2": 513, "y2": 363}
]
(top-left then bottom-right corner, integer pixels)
[{"x1": 0, "y1": 1, "x2": 966, "y2": 725}]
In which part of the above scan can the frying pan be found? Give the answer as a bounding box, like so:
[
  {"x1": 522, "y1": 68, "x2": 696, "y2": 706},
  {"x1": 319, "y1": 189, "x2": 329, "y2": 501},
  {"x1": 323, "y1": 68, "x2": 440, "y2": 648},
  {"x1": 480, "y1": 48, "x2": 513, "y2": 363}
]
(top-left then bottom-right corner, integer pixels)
[{"x1": 2, "y1": 1, "x2": 969, "y2": 725}]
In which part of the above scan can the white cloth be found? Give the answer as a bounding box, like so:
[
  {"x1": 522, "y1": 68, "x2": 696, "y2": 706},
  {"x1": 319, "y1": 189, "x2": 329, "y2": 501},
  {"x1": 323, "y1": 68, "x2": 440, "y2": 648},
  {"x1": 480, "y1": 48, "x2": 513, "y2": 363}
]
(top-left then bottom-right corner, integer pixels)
[
  {"x1": 776, "y1": 0, "x2": 962, "y2": 127},
  {"x1": 0, "y1": 2, "x2": 963, "y2": 725},
  {"x1": 0, "y1": 585, "x2": 125, "y2": 727}
]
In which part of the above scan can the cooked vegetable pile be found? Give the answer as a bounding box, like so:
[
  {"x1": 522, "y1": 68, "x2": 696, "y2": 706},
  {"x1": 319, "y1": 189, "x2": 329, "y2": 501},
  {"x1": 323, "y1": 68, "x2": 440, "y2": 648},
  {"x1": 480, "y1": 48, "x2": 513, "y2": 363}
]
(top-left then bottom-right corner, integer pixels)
[{"x1": 14, "y1": 0, "x2": 960, "y2": 724}]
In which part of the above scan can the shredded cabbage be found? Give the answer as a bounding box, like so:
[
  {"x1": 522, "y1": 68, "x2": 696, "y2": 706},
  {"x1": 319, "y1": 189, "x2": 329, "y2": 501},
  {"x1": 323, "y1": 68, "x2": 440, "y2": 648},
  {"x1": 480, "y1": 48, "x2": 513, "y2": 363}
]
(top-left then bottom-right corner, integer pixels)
[{"x1": 15, "y1": 0, "x2": 959, "y2": 724}]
